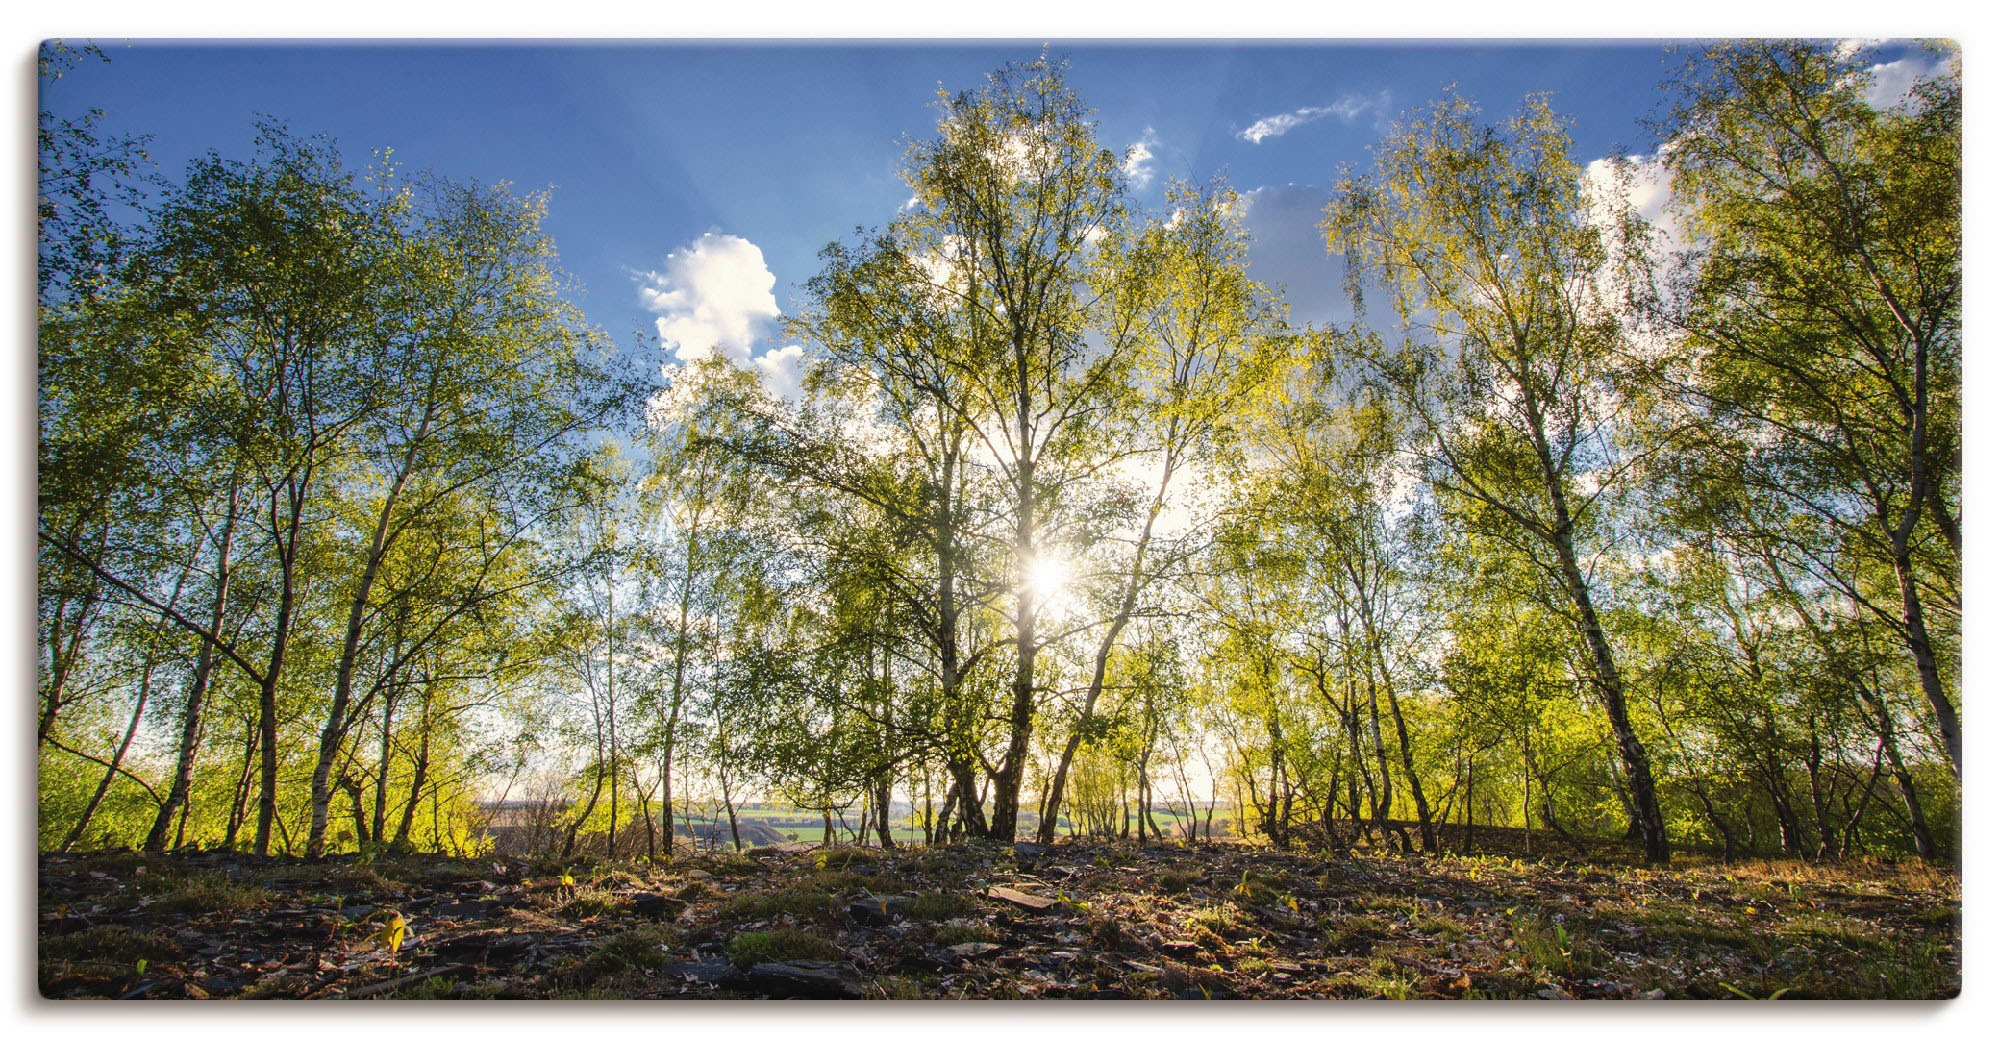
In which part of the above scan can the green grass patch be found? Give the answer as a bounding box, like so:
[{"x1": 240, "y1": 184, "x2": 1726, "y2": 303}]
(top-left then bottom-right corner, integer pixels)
[
  {"x1": 42, "y1": 924, "x2": 182, "y2": 966},
  {"x1": 386, "y1": 975, "x2": 461, "y2": 999},
  {"x1": 1510, "y1": 915, "x2": 1600, "y2": 978},
  {"x1": 1414, "y1": 913, "x2": 1467, "y2": 939},
  {"x1": 569, "y1": 924, "x2": 681, "y2": 984},
  {"x1": 813, "y1": 846, "x2": 883, "y2": 869},
  {"x1": 1320, "y1": 914, "x2": 1391, "y2": 954},
  {"x1": 558, "y1": 890, "x2": 620, "y2": 919},
  {"x1": 142, "y1": 872, "x2": 269, "y2": 915},
  {"x1": 724, "y1": 928, "x2": 840, "y2": 968},
  {"x1": 1778, "y1": 911, "x2": 1893, "y2": 955},
  {"x1": 722, "y1": 886, "x2": 842, "y2": 923},
  {"x1": 902, "y1": 890, "x2": 975, "y2": 921}
]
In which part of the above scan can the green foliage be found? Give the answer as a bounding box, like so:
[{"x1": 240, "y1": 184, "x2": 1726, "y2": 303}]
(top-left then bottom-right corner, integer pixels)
[{"x1": 34, "y1": 42, "x2": 1959, "y2": 882}]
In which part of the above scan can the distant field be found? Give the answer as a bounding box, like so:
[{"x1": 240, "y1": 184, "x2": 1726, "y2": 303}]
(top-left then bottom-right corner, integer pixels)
[{"x1": 714, "y1": 806, "x2": 1226, "y2": 843}]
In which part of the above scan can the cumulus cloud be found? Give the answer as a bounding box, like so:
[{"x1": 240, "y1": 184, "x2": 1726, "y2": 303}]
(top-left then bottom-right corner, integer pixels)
[
  {"x1": 1238, "y1": 91, "x2": 1391, "y2": 144},
  {"x1": 639, "y1": 233, "x2": 780, "y2": 364},
  {"x1": 1862, "y1": 56, "x2": 1944, "y2": 109},
  {"x1": 1834, "y1": 39, "x2": 1953, "y2": 111},
  {"x1": 1123, "y1": 127, "x2": 1161, "y2": 188},
  {"x1": 754, "y1": 343, "x2": 807, "y2": 400},
  {"x1": 1583, "y1": 148, "x2": 1680, "y2": 253},
  {"x1": 1834, "y1": 38, "x2": 1881, "y2": 61}
]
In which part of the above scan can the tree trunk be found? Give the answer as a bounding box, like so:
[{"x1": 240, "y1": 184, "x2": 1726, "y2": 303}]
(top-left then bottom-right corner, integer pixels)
[
  {"x1": 991, "y1": 402, "x2": 1039, "y2": 845},
  {"x1": 391, "y1": 708, "x2": 432, "y2": 849},
  {"x1": 1551, "y1": 530, "x2": 1670, "y2": 864},
  {"x1": 256, "y1": 468, "x2": 315, "y2": 858},
  {"x1": 224, "y1": 716, "x2": 257, "y2": 850},
  {"x1": 147, "y1": 477, "x2": 242, "y2": 851},
  {"x1": 1890, "y1": 546, "x2": 1960, "y2": 780},
  {"x1": 371, "y1": 694, "x2": 397, "y2": 845},
  {"x1": 60, "y1": 634, "x2": 163, "y2": 852}
]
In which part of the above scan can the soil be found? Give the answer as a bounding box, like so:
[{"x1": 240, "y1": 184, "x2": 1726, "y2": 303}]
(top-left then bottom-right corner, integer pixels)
[{"x1": 37, "y1": 834, "x2": 1960, "y2": 1000}]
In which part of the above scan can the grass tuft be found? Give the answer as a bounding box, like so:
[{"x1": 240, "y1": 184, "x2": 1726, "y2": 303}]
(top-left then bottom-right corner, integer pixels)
[{"x1": 724, "y1": 928, "x2": 839, "y2": 968}]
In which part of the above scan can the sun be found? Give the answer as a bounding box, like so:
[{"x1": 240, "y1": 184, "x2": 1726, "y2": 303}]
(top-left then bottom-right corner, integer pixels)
[{"x1": 1024, "y1": 555, "x2": 1072, "y2": 609}]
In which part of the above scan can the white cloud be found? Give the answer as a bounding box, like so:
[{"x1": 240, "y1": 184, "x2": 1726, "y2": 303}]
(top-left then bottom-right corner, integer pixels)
[
  {"x1": 1834, "y1": 38, "x2": 1881, "y2": 62},
  {"x1": 639, "y1": 233, "x2": 780, "y2": 364},
  {"x1": 1863, "y1": 57, "x2": 1938, "y2": 110},
  {"x1": 1834, "y1": 40, "x2": 1952, "y2": 111},
  {"x1": 1238, "y1": 91, "x2": 1391, "y2": 144},
  {"x1": 754, "y1": 343, "x2": 807, "y2": 400},
  {"x1": 1583, "y1": 148, "x2": 1679, "y2": 253},
  {"x1": 1123, "y1": 127, "x2": 1161, "y2": 188}
]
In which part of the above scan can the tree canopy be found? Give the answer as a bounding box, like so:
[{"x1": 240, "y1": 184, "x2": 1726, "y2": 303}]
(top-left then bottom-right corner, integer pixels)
[{"x1": 40, "y1": 42, "x2": 1958, "y2": 870}]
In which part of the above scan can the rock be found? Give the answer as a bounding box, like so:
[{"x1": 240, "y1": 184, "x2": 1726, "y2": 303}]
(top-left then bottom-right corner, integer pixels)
[
  {"x1": 1164, "y1": 964, "x2": 1240, "y2": 999},
  {"x1": 435, "y1": 931, "x2": 536, "y2": 963},
  {"x1": 847, "y1": 895, "x2": 911, "y2": 927},
  {"x1": 430, "y1": 899, "x2": 497, "y2": 920},
  {"x1": 944, "y1": 942, "x2": 1003, "y2": 960},
  {"x1": 662, "y1": 957, "x2": 739, "y2": 985},
  {"x1": 733, "y1": 960, "x2": 871, "y2": 999},
  {"x1": 197, "y1": 974, "x2": 244, "y2": 995},
  {"x1": 1011, "y1": 842, "x2": 1044, "y2": 861},
  {"x1": 627, "y1": 893, "x2": 682, "y2": 919},
  {"x1": 986, "y1": 886, "x2": 1057, "y2": 912}
]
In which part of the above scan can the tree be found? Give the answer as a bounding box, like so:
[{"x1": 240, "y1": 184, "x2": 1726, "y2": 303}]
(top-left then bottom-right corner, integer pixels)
[
  {"x1": 40, "y1": 122, "x2": 640, "y2": 856},
  {"x1": 1326, "y1": 93, "x2": 1674, "y2": 863},
  {"x1": 301, "y1": 173, "x2": 641, "y2": 857},
  {"x1": 1654, "y1": 40, "x2": 1961, "y2": 780},
  {"x1": 1036, "y1": 177, "x2": 1286, "y2": 842},
  {"x1": 899, "y1": 56, "x2": 1132, "y2": 840}
]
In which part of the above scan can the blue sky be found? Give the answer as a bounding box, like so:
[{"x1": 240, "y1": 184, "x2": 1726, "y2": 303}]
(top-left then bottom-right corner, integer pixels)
[{"x1": 40, "y1": 38, "x2": 1943, "y2": 395}]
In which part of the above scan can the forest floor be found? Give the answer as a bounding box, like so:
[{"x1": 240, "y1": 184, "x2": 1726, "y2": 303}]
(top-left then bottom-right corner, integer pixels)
[{"x1": 38, "y1": 832, "x2": 1960, "y2": 1000}]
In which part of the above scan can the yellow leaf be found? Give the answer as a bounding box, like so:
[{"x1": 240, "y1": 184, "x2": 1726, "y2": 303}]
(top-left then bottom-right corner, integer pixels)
[{"x1": 369, "y1": 910, "x2": 408, "y2": 958}]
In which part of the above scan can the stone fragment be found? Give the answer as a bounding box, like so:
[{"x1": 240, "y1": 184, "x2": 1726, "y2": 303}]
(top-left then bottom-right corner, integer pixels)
[
  {"x1": 847, "y1": 895, "x2": 912, "y2": 927},
  {"x1": 627, "y1": 892, "x2": 682, "y2": 919},
  {"x1": 733, "y1": 960, "x2": 871, "y2": 999},
  {"x1": 662, "y1": 957, "x2": 738, "y2": 985},
  {"x1": 986, "y1": 886, "x2": 1057, "y2": 912}
]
